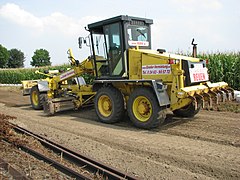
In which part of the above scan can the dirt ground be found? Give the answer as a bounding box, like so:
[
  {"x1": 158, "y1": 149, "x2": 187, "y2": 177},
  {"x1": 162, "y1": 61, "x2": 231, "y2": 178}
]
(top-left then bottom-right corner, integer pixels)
[{"x1": 0, "y1": 86, "x2": 239, "y2": 179}]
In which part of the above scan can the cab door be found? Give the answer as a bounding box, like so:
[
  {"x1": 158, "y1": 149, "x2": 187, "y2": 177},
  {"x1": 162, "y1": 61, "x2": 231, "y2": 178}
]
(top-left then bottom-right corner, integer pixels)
[{"x1": 104, "y1": 23, "x2": 125, "y2": 77}]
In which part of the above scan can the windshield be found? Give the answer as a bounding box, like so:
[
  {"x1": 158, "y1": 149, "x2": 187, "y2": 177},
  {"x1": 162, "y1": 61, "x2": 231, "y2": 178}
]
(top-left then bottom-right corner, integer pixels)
[{"x1": 127, "y1": 25, "x2": 150, "y2": 47}]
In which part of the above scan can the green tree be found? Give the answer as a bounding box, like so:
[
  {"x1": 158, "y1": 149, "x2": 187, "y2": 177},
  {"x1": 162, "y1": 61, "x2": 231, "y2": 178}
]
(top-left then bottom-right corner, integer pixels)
[
  {"x1": 31, "y1": 49, "x2": 51, "y2": 67},
  {"x1": 7, "y1": 48, "x2": 25, "y2": 68},
  {"x1": 0, "y1": 44, "x2": 10, "y2": 68}
]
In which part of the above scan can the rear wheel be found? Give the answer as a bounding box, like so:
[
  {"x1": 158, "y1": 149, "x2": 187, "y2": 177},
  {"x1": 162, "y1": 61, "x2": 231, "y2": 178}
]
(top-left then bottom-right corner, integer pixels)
[
  {"x1": 30, "y1": 86, "x2": 45, "y2": 110},
  {"x1": 127, "y1": 87, "x2": 166, "y2": 129},
  {"x1": 95, "y1": 87, "x2": 124, "y2": 123},
  {"x1": 173, "y1": 98, "x2": 202, "y2": 117}
]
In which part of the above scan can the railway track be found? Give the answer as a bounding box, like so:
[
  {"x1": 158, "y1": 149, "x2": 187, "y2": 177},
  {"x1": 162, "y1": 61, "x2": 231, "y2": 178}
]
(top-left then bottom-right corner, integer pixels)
[{"x1": 6, "y1": 123, "x2": 139, "y2": 180}]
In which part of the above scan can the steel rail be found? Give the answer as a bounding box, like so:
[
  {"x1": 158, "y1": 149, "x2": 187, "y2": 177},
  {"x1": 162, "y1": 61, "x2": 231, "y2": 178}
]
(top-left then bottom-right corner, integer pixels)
[
  {"x1": 11, "y1": 123, "x2": 139, "y2": 180},
  {"x1": 3, "y1": 136, "x2": 91, "y2": 179},
  {"x1": 14, "y1": 144, "x2": 91, "y2": 180}
]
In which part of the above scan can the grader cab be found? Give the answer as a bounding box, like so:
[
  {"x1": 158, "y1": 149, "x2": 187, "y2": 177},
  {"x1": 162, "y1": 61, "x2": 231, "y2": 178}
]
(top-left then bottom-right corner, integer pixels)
[{"x1": 22, "y1": 15, "x2": 234, "y2": 129}]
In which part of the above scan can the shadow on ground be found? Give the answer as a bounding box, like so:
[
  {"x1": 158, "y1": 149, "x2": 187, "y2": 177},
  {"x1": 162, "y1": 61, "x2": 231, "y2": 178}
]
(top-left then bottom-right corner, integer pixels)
[{"x1": 36, "y1": 106, "x2": 197, "y2": 133}]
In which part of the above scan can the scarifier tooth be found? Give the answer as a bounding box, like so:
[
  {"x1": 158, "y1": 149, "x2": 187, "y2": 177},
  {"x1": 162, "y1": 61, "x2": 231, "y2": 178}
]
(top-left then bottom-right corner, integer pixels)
[
  {"x1": 192, "y1": 96, "x2": 197, "y2": 110},
  {"x1": 222, "y1": 91, "x2": 227, "y2": 102},
  {"x1": 201, "y1": 95, "x2": 204, "y2": 108},
  {"x1": 228, "y1": 92, "x2": 233, "y2": 101},
  {"x1": 208, "y1": 91, "x2": 216, "y2": 105},
  {"x1": 221, "y1": 88, "x2": 232, "y2": 101},
  {"x1": 195, "y1": 100, "x2": 198, "y2": 110},
  {"x1": 217, "y1": 93, "x2": 221, "y2": 104},
  {"x1": 229, "y1": 88, "x2": 235, "y2": 100},
  {"x1": 228, "y1": 89, "x2": 234, "y2": 101},
  {"x1": 195, "y1": 94, "x2": 204, "y2": 109},
  {"x1": 203, "y1": 93, "x2": 212, "y2": 110},
  {"x1": 209, "y1": 97, "x2": 213, "y2": 109},
  {"x1": 226, "y1": 91, "x2": 232, "y2": 101},
  {"x1": 216, "y1": 90, "x2": 228, "y2": 102}
]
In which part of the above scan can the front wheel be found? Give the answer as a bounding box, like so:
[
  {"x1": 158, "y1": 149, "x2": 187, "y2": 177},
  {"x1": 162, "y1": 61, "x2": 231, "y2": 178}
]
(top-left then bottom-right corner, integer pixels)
[
  {"x1": 95, "y1": 86, "x2": 124, "y2": 123},
  {"x1": 127, "y1": 87, "x2": 166, "y2": 129},
  {"x1": 30, "y1": 86, "x2": 45, "y2": 110}
]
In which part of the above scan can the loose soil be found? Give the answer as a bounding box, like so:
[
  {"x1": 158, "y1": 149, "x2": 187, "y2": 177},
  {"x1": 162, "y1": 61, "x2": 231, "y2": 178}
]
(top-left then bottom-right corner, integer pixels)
[{"x1": 0, "y1": 87, "x2": 239, "y2": 179}]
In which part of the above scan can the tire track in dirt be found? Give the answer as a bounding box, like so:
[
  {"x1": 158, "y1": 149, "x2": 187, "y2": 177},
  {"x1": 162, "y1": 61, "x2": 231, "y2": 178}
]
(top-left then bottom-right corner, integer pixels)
[
  {"x1": 159, "y1": 124, "x2": 240, "y2": 148},
  {"x1": 70, "y1": 108, "x2": 240, "y2": 149},
  {"x1": 153, "y1": 111, "x2": 240, "y2": 147},
  {"x1": 160, "y1": 129, "x2": 239, "y2": 147},
  {"x1": 56, "y1": 128, "x2": 240, "y2": 179}
]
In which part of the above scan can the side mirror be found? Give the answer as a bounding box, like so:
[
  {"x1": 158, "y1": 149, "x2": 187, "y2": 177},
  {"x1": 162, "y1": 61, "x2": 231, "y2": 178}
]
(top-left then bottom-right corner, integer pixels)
[
  {"x1": 78, "y1": 36, "x2": 90, "y2": 48},
  {"x1": 78, "y1": 37, "x2": 83, "y2": 49}
]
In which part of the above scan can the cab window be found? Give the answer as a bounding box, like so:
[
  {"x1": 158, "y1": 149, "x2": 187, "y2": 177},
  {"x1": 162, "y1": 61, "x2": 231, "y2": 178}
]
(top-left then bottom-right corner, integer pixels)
[{"x1": 104, "y1": 23, "x2": 124, "y2": 76}]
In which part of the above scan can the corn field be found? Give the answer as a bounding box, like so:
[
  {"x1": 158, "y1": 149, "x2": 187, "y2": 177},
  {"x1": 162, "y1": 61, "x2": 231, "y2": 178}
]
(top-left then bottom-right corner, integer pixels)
[
  {"x1": 0, "y1": 52, "x2": 239, "y2": 90},
  {"x1": 198, "y1": 52, "x2": 240, "y2": 90},
  {"x1": 0, "y1": 64, "x2": 71, "y2": 84}
]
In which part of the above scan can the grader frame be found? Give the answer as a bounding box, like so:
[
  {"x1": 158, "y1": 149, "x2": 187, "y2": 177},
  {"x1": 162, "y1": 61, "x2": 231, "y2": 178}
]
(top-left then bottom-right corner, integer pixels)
[{"x1": 22, "y1": 15, "x2": 234, "y2": 129}]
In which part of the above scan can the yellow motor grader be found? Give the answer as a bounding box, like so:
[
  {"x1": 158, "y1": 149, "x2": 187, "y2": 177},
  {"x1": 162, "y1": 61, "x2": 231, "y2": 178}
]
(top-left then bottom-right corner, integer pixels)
[{"x1": 22, "y1": 15, "x2": 234, "y2": 129}]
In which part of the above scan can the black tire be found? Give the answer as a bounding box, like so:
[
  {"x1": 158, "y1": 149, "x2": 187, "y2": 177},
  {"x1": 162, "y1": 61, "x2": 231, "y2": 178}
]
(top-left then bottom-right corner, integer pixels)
[
  {"x1": 30, "y1": 86, "x2": 45, "y2": 110},
  {"x1": 95, "y1": 86, "x2": 124, "y2": 123},
  {"x1": 173, "y1": 99, "x2": 202, "y2": 117},
  {"x1": 127, "y1": 87, "x2": 166, "y2": 129}
]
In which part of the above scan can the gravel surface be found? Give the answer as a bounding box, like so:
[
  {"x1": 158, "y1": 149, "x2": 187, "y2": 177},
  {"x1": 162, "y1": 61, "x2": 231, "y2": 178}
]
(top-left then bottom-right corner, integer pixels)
[
  {"x1": 0, "y1": 167, "x2": 13, "y2": 180},
  {"x1": 0, "y1": 87, "x2": 239, "y2": 179}
]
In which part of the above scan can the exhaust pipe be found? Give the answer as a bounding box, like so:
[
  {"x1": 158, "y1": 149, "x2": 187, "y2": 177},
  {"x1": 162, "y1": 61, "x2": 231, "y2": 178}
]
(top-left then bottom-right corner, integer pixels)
[{"x1": 191, "y1": 38, "x2": 197, "y2": 58}]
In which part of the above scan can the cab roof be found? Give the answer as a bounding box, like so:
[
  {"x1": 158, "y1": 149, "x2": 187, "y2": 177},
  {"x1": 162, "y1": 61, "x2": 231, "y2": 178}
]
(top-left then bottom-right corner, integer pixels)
[{"x1": 88, "y1": 15, "x2": 153, "y2": 31}]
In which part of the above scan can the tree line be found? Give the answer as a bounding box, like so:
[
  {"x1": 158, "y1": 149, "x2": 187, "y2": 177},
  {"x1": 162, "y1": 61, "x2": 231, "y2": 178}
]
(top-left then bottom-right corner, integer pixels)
[{"x1": 0, "y1": 44, "x2": 51, "y2": 68}]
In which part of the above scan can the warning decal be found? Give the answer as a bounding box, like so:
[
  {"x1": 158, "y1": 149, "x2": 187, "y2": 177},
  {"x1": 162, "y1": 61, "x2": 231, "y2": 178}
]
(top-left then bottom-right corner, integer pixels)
[{"x1": 60, "y1": 69, "x2": 75, "y2": 81}]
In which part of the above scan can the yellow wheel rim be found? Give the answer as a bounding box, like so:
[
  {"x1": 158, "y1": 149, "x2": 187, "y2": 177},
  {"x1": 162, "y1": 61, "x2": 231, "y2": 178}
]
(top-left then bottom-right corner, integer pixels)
[
  {"x1": 98, "y1": 95, "x2": 112, "y2": 117},
  {"x1": 32, "y1": 91, "x2": 39, "y2": 106},
  {"x1": 132, "y1": 96, "x2": 152, "y2": 122}
]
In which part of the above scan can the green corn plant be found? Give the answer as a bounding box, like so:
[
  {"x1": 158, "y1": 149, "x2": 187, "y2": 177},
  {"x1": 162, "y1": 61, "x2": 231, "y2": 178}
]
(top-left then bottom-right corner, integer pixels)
[
  {"x1": 199, "y1": 52, "x2": 240, "y2": 90},
  {"x1": 0, "y1": 64, "x2": 76, "y2": 84}
]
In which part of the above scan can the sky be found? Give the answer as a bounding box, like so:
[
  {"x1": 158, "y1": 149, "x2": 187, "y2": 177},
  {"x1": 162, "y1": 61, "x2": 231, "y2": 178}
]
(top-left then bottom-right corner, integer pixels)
[{"x1": 0, "y1": 0, "x2": 239, "y2": 67}]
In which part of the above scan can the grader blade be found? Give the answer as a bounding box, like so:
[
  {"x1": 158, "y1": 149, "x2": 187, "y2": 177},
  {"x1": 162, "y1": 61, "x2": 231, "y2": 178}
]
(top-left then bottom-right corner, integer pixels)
[{"x1": 43, "y1": 97, "x2": 76, "y2": 115}]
